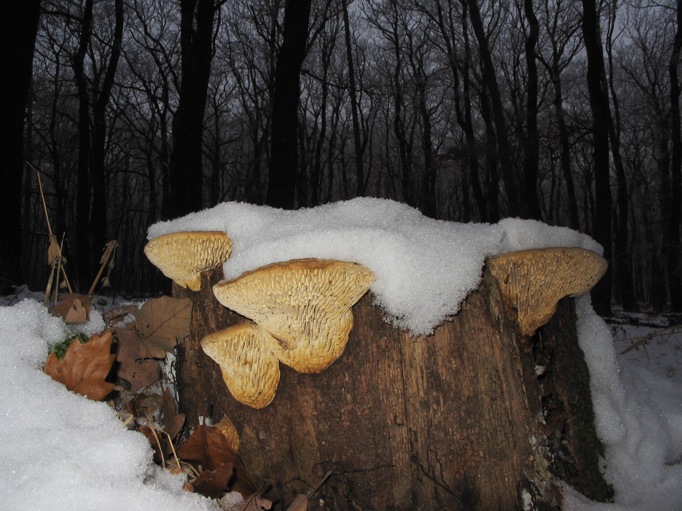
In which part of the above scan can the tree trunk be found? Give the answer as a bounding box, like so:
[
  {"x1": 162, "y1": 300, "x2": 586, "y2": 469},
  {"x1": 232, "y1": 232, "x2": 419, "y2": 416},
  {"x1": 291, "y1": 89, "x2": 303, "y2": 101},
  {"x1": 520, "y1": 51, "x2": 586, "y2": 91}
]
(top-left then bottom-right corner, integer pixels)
[
  {"x1": 605, "y1": 1, "x2": 637, "y2": 312},
  {"x1": 342, "y1": 1, "x2": 365, "y2": 197},
  {"x1": 668, "y1": 0, "x2": 682, "y2": 310},
  {"x1": 266, "y1": 0, "x2": 313, "y2": 210},
  {"x1": 90, "y1": 0, "x2": 123, "y2": 286},
  {"x1": 467, "y1": 0, "x2": 520, "y2": 217},
  {"x1": 74, "y1": 0, "x2": 94, "y2": 289},
  {"x1": 165, "y1": 0, "x2": 218, "y2": 219},
  {"x1": 522, "y1": 0, "x2": 542, "y2": 220},
  {"x1": 0, "y1": 0, "x2": 41, "y2": 291},
  {"x1": 175, "y1": 265, "x2": 612, "y2": 510},
  {"x1": 581, "y1": 0, "x2": 612, "y2": 316}
]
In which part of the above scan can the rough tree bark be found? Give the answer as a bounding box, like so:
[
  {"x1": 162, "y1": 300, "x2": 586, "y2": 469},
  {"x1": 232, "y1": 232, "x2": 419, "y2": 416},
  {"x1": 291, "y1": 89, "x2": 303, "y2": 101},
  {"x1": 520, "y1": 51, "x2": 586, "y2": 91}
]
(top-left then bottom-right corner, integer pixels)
[{"x1": 174, "y1": 264, "x2": 612, "y2": 510}]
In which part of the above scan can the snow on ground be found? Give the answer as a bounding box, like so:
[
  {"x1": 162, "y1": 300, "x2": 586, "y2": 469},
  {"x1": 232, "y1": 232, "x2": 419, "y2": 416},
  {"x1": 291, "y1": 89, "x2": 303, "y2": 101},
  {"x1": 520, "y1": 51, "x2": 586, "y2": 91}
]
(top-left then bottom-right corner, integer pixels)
[{"x1": 1, "y1": 198, "x2": 681, "y2": 510}]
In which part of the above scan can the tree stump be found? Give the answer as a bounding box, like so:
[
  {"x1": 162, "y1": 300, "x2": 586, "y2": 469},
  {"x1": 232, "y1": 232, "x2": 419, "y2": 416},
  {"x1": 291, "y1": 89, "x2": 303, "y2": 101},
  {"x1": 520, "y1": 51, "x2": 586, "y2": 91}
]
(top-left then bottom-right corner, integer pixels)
[{"x1": 174, "y1": 263, "x2": 613, "y2": 510}]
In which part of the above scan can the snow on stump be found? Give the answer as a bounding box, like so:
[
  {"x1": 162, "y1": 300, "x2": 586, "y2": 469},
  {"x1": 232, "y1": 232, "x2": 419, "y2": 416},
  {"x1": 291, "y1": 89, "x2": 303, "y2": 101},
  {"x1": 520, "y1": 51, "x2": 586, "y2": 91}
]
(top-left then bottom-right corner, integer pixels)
[{"x1": 165, "y1": 246, "x2": 613, "y2": 510}]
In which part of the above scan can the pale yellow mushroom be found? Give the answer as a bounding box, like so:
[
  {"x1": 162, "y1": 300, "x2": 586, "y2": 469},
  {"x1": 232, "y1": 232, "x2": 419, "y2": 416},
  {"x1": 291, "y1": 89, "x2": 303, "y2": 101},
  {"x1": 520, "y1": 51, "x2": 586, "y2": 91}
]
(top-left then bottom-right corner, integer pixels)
[
  {"x1": 487, "y1": 247, "x2": 607, "y2": 337},
  {"x1": 201, "y1": 323, "x2": 280, "y2": 409},
  {"x1": 213, "y1": 259, "x2": 375, "y2": 373},
  {"x1": 144, "y1": 231, "x2": 232, "y2": 291}
]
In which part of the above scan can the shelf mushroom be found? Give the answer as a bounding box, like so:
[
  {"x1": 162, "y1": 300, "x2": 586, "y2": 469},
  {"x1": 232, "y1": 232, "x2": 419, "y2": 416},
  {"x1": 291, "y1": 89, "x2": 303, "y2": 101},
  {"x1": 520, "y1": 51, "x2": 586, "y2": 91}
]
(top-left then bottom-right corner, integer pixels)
[
  {"x1": 487, "y1": 247, "x2": 607, "y2": 336},
  {"x1": 213, "y1": 258, "x2": 375, "y2": 373},
  {"x1": 144, "y1": 231, "x2": 232, "y2": 291},
  {"x1": 201, "y1": 323, "x2": 281, "y2": 409}
]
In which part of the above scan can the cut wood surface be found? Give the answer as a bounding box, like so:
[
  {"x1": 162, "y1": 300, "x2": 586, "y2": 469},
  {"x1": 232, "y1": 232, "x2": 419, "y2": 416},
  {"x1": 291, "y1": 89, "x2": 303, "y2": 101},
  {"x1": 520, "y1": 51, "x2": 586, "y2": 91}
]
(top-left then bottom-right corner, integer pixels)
[{"x1": 175, "y1": 265, "x2": 612, "y2": 510}]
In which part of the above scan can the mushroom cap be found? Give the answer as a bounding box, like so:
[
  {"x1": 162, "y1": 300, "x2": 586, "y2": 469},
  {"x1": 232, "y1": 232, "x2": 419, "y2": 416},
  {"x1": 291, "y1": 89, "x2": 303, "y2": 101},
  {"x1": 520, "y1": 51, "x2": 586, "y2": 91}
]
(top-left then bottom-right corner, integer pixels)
[
  {"x1": 144, "y1": 231, "x2": 232, "y2": 291},
  {"x1": 212, "y1": 259, "x2": 375, "y2": 373},
  {"x1": 201, "y1": 323, "x2": 280, "y2": 409},
  {"x1": 487, "y1": 247, "x2": 607, "y2": 336}
]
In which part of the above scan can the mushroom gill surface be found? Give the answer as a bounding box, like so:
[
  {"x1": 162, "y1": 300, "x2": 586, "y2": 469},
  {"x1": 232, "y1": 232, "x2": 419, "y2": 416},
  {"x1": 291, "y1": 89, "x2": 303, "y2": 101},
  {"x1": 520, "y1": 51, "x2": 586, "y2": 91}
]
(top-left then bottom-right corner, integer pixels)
[
  {"x1": 487, "y1": 247, "x2": 607, "y2": 337},
  {"x1": 213, "y1": 259, "x2": 375, "y2": 373},
  {"x1": 144, "y1": 231, "x2": 232, "y2": 291},
  {"x1": 200, "y1": 322, "x2": 280, "y2": 409}
]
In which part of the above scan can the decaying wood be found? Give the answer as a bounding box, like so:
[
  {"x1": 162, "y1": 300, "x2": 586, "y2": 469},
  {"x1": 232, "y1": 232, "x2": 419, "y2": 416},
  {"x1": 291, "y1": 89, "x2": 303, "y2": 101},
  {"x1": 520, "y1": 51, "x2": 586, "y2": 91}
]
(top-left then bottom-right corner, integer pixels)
[{"x1": 174, "y1": 265, "x2": 612, "y2": 510}]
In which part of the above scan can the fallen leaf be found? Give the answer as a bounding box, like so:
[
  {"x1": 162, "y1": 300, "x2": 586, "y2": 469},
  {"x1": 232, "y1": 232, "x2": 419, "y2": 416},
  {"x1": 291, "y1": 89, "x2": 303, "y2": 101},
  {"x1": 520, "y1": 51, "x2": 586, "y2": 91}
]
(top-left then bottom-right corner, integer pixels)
[
  {"x1": 51, "y1": 293, "x2": 91, "y2": 323},
  {"x1": 44, "y1": 331, "x2": 116, "y2": 400},
  {"x1": 131, "y1": 392, "x2": 164, "y2": 418},
  {"x1": 286, "y1": 494, "x2": 308, "y2": 511},
  {"x1": 114, "y1": 326, "x2": 160, "y2": 392},
  {"x1": 103, "y1": 304, "x2": 139, "y2": 325},
  {"x1": 219, "y1": 492, "x2": 273, "y2": 511},
  {"x1": 134, "y1": 296, "x2": 192, "y2": 357},
  {"x1": 215, "y1": 415, "x2": 240, "y2": 451},
  {"x1": 158, "y1": 387, "x2": 185, "y2": 439},
  {"x1": 176, "y1": 425, "x2": 256, "y2": 498}
]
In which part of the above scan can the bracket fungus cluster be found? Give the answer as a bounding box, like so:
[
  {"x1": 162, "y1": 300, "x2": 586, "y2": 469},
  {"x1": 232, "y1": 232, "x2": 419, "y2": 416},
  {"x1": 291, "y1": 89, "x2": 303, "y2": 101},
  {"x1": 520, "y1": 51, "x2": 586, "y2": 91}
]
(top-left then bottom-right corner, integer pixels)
[
  {"x1": 145, "y1": 232, "x2": 374, "y2": 409},
  {"x1": 145, "y1": 229, "x2": 603, "y2": 409},
  {"x1": 487, "y1": 247, "x2": 607, "y2": 336},
  {"x1": 207, "y1": 259, "x2": 374, "y2": 408},
  {"x1": 144, "y1": 231, "x2": 232, "y2": 291}
]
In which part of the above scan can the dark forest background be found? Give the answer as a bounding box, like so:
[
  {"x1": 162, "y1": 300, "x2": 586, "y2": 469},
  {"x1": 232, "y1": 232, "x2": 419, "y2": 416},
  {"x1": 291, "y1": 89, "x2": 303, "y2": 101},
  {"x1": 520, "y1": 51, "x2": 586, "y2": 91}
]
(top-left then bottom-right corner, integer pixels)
[{"x1": 0, "y1": 0, "x2": 681, "y2": 317}]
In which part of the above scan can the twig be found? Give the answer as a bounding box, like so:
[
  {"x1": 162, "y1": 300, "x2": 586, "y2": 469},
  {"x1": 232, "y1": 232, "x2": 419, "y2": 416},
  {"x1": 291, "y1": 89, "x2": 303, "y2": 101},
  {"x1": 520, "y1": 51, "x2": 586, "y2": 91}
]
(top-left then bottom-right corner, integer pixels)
[
  {"x1": 163, "y1": 429, "x2": 182, "y2": 471},
  {"x1": 88, "y1": 240, "x2": 118, "y2": 295},
  {"x1": 27, "y1": 161, "x2": 54, "y2": 238},
  {"x1": 146, "y1": 419, "x2": 166, "y2": 469},
  {"x1": 619, "y1": 325, "x2": 682, "y2": 354},
  {"x1": 308, "y1": 470, "x2": 333, "y2": 498},
  {"x1": 29, "y1": 161, "x2": 74, "y2": 299}
]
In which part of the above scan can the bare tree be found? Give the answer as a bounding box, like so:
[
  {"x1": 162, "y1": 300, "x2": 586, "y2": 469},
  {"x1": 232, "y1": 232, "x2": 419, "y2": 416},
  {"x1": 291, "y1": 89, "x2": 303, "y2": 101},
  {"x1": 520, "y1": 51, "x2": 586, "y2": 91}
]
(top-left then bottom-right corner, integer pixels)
[
  {"x1": 166, "y1": 0, "x2": 222, "y2": 218},
  {"x1": 267, "y1": 0, "x2": 313, "y2": 209},
  {"x1": 0, "y1": 0, "x2": 41, "y2": 291},
  {"x1": 580, "y1": 0, "x2": 613, "y2": 315},
  {"x1": 537, "y1": 0, "x2": 582, "y2": 229},
  {"x1": 669, "y1": 0, "x2": 682, "y2": 309},
  {"x1": 467, "y1": 0, "x2": 521, "y2": 217}
]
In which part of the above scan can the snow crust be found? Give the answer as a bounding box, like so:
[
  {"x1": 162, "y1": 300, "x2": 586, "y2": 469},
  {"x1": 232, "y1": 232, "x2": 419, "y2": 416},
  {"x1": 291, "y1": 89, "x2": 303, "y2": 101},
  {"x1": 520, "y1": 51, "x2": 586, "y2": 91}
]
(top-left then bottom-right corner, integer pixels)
[
  {"x1": 147, "y1": 198, "x2": 601, "y2": 334},
  {"x1": 2, "y1": 198, "x2": 680, "y2": 510}
]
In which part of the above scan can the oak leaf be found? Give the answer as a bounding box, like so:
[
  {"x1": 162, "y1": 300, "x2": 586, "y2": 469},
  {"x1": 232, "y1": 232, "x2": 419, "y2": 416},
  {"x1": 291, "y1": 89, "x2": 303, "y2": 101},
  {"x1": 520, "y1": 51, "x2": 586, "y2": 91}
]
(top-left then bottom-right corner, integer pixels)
[
  {"x1": 44, "y1": 331, "x2": 116, "y2": 400},
  {"x1": 134, "y1": 296, "x2": 192, "y2": 357}
]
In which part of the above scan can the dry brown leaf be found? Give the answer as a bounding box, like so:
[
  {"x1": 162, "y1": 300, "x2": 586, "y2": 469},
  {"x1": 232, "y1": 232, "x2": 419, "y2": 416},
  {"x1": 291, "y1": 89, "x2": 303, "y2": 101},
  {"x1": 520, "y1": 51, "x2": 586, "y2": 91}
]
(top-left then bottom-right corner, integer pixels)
[
  {"x1": 114, "y1": 326, "x2": 160, "y2": 392},
  {"x1": 47, "y1": 235, "x2": 60, "y2": 266},
  {"x1": 215, "y1": 415, "x2": 240, "y2": 451},
  {"x1": 218, "y1": 492, "x2": 273, "y2": 511},
  {"x1": 158, "y1": 387, "x2": 185, "y2": 440},
  {"x1": 176, "y1": 425, "x2": 256, "y2": 498},
  {"x1": 44, "y1": 331, "x2": 116, "y2": 400},
  {"x1": 134, "y1": 296, "x2": 192, "y2": 357},
  {"x1": 103, "y1": 304, "x2": 138, "y2": 325},
  {"x1": 51, "y1": 293, "x2": 91, "y2": 324},
  {"x1": 286, "y1": 495, "x2": 308, "y2": 511}
]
